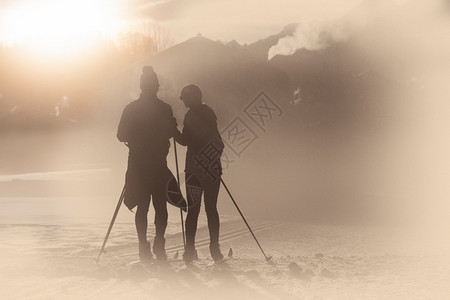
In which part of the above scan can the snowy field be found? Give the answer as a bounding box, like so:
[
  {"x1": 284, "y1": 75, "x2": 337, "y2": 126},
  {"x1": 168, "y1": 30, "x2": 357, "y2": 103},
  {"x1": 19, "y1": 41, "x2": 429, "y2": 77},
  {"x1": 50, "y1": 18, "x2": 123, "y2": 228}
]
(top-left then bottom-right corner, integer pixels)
[{"x1": 1, "y1": 197, "x2": 450, "y2": 300}]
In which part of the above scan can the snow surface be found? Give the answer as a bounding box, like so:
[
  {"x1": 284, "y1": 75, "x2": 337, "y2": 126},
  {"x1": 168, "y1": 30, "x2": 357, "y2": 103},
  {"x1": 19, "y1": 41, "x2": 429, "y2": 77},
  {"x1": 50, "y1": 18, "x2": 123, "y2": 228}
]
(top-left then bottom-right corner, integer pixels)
[{"x1": 1, "y1": 198, "x2": 450, "y2": 299}]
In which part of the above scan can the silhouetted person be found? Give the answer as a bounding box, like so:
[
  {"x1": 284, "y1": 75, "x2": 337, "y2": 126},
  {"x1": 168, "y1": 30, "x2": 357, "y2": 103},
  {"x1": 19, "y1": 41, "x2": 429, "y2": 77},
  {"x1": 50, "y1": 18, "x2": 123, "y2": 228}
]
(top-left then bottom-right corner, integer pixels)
[
  {"x1": 117, "y1": 66, "x2": 176, "y2": 263},
  {"x1": 173, "y1": 84, "x2": 224, "y2": 263}
]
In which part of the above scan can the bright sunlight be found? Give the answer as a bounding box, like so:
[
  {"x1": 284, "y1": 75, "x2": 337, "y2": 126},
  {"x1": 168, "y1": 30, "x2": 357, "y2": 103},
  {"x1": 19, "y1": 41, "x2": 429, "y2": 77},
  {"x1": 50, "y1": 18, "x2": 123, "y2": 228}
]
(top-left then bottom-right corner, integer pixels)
[{"x1": 0, "y1": 0, "x2": 123, "y2": 57}]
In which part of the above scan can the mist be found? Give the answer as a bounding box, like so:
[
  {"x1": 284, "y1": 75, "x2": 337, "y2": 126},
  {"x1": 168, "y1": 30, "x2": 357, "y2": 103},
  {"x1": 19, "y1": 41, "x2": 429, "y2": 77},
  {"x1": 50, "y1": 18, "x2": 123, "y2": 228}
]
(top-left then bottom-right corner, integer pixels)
[
  {"x1": 1, "y1": 0, "x2": 450, "y2": 299},
  {"x1": 1, "y1": 0, "x2": 448, "y2": 226}
]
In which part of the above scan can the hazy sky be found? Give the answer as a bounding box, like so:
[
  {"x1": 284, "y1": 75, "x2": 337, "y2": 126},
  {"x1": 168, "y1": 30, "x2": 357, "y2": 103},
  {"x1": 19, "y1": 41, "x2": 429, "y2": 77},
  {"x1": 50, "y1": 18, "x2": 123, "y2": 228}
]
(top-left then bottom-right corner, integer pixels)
[
  {"x1": 131, "y1": 0, "x2": 364, "y2": 43},
  {"x1": 0, "y1": 0, "x2": 365, "y2": 46}
]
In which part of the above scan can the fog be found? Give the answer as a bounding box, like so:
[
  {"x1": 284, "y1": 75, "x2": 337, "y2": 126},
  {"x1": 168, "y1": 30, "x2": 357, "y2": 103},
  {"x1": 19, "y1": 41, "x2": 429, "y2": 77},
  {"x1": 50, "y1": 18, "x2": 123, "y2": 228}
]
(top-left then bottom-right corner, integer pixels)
[
  {"x1": 1, "y1": 1, "x2": 450, "y2": 298},
  {"x1": 1, "y1": 0, "x2": 449, "y2": 228}
]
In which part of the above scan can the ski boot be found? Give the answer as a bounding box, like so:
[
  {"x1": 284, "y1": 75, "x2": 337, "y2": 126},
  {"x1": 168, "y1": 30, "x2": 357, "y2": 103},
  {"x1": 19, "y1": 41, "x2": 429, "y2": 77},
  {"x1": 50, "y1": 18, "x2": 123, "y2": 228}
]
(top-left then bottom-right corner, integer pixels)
[
  {"x1": 209, "y1": 242, "x2": 224, "y2": 262},
  {"x1": 153, "y1": 237, "x2": 167, "y2": 262},
  {"x1": 183, "y1": 245, "x2": 199, "y2": 264},
  {"x1": 139, "y1": 241, "x2": 153, "y2": 264}
]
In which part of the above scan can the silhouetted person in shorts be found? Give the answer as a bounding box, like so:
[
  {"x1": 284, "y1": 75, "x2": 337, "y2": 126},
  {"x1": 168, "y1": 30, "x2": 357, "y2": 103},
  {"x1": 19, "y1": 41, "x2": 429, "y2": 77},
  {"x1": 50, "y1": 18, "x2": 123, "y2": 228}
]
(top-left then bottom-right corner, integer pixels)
[
  {"x1": 173, "y1": 84, "x2": 224, "y2": 263},
  {"x1": 117, "y1": 66, "x2": 177, "y2": 263}
]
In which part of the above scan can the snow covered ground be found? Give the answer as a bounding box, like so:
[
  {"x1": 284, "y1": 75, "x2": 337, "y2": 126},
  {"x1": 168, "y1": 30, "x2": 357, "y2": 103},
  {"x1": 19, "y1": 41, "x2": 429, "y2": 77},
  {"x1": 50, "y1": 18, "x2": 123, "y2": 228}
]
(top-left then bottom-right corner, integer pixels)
[{"x1": 1, "y1": 197, "x2": 450, "y2": 300}]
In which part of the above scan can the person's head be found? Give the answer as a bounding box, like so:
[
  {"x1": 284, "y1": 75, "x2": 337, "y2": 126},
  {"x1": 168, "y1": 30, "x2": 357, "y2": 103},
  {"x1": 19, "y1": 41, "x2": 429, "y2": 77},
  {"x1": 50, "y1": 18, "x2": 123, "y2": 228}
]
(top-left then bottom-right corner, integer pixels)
[
  {"x1": 180, "y1": 84, "x2": 202, "y2": 108},
  {"x1": 140, "y1": 66, "x2": 159, "y2": 95}
]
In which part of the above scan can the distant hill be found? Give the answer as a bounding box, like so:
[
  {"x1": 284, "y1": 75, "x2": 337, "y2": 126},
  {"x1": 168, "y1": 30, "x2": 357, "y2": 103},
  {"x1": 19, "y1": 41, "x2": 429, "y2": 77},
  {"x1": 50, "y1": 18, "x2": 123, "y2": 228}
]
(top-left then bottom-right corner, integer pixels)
[
  {"x1": 104, "y1": 33, "x2": 291, "y2": 126},
  {"x1": 269, "y1": 42, "x2": 409, "y2": 130}
]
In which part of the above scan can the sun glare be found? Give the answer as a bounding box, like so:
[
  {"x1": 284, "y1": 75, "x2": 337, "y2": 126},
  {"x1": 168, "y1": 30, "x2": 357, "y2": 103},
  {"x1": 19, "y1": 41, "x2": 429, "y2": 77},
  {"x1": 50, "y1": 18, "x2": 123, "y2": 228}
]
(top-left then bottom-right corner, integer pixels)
[{"x1": 0, "y1": 0, "x2": 123, "y2": 57}]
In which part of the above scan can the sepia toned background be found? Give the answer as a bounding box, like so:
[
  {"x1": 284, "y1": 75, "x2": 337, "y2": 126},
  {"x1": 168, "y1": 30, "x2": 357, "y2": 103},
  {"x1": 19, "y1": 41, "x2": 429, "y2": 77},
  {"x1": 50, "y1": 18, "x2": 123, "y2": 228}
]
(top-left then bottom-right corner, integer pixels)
[{"x1": 1, "y1": 0, "x2": 449, "y2": 299}]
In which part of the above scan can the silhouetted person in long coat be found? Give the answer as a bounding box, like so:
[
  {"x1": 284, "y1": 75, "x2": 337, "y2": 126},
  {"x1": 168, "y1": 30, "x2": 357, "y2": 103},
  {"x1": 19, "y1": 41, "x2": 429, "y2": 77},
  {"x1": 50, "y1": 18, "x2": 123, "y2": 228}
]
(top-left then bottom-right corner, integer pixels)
[{"x1": 117, "y1": 66, "x2": 176, "y2": 263}]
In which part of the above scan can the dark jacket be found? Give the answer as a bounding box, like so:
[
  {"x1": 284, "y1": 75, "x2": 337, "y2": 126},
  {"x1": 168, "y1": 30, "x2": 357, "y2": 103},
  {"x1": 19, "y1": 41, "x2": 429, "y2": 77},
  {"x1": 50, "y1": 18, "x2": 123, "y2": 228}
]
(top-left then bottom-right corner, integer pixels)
[
  {"x1": 117, "y1": 95, "x2": 175, "y2": 168},
  {"x1": 175, "y1": 103, "x2": 224, "y2": 179}
]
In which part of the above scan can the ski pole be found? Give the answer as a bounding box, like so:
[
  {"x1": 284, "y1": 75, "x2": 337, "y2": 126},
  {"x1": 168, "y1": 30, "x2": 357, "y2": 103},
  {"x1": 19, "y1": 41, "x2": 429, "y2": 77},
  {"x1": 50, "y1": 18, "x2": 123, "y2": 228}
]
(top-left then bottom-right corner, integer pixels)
[
  {"x1": 173, "y1": 138, "x2": 186, "y2": 250},
  {"x1": 220, "y1": 178, "x2": 272, "y2": 263},
  {"x1": 96, "y1": 185, "x2": 126, "y2": 263}
]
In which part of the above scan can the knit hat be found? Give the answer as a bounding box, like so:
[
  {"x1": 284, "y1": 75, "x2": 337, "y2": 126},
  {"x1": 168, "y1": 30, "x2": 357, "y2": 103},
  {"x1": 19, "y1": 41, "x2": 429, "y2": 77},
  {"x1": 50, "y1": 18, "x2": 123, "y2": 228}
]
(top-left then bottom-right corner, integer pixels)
[{"x1": 140, "y1": 66, "x2": 159, "y2": 91}]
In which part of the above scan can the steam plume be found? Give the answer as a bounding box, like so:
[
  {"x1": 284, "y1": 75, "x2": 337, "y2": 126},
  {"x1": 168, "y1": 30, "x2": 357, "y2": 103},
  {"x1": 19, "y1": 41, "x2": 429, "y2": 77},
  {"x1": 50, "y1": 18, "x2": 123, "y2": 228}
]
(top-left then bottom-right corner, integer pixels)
[{"x1": 268, "y1": 22, "x2": 351, "y2": 60}]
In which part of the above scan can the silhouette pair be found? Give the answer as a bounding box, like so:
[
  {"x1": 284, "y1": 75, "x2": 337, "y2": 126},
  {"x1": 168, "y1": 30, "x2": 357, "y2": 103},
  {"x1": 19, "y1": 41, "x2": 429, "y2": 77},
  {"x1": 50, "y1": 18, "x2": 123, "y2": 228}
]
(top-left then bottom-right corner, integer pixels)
[{"x1": 117, "y1": 66, "x2": 224, "y2": 263}]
